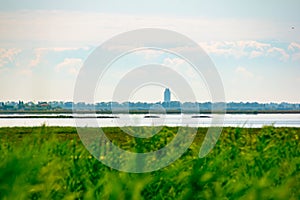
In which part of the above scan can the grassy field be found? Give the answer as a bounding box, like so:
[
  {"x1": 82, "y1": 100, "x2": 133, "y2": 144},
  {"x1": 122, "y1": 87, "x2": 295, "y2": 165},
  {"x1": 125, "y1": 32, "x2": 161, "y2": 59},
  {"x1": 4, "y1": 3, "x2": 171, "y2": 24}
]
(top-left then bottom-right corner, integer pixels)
[{"x1": 0, "y1": 126, "x2": 299, "y2": 200}]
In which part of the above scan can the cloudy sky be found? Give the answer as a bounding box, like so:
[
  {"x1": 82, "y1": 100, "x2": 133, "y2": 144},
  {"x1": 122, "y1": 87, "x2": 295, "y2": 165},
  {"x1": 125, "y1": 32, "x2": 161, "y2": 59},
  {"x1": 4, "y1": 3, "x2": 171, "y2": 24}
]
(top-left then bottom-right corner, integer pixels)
[{"x1": 0, "y1": 0, "x2": 299, "y2": 103}]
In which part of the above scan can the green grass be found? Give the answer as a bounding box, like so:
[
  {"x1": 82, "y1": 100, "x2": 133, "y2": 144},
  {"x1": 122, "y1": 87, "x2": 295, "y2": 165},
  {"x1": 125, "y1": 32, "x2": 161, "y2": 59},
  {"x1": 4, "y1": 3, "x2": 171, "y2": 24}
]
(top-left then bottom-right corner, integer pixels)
[{"x1": 0, "y1": 126, "x2": 299, "y2": 199}]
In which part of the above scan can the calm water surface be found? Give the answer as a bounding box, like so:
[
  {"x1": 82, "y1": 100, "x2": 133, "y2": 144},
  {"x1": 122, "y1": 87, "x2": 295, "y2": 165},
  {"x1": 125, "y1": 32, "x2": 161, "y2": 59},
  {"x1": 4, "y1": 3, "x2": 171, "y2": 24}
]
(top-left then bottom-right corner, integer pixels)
[{"x1": 0, "y1": 114, "x2": 299, "y2": 128}]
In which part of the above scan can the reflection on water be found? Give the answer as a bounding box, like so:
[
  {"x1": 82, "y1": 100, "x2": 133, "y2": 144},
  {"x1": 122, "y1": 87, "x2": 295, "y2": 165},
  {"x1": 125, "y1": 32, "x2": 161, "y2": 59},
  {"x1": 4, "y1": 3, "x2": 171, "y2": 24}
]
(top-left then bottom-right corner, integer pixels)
[{"x1": 0, "y1": 114, "x2": 299, "y2": 128}]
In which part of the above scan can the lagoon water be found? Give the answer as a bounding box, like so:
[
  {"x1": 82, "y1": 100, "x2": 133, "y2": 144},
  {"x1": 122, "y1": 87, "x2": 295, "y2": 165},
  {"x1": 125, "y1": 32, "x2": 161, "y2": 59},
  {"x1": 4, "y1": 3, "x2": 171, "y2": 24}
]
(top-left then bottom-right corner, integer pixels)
[{"x1": 0, "y1": 113, "x2": 299, "y2": 128}]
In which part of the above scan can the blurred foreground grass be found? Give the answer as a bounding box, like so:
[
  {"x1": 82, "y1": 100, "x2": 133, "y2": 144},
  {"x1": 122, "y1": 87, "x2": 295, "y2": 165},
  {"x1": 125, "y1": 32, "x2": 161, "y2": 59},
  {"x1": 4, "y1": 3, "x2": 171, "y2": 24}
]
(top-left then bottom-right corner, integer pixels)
[{"x1": 0, "y1": 126, "x2": 299, "y2": 199}]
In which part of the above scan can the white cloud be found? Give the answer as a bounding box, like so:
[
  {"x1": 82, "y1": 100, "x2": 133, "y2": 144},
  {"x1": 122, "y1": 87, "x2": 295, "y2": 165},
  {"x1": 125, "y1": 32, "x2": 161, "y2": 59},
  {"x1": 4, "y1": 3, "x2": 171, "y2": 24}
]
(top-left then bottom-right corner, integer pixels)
[
  {"x1": 163, "y1": 57, "x2": 197, "y2": 79},
  {"x1": 133, "y1": 49, "x2": 164, "y2": 60},
  {"x1": 1, "y1": 47, "x2": 90, "y2": 77},
  {"x1": 267, "y1": 47, "x2": 290, "y2": 61},
  {"x1": 200, "y1": 41, "x2": 268, "y2": 58},
  {"x1": 287, "y1": 42, "x2": 300, "y2": 61},
  {"x1": 55, "y1": 58, "x2": 83, "y2": 75},
  {"x1": 51, "y1": 47, "x2": 90, "y2": 52},
  {"x1": 288, "y1": 42, "x2": 300, "y2": 51},
  {"x1": 0, "y1": 10, "x2": 299, "y2": 48},
  {"x1": 249, "y1": 50, "x2": 263, "y2": 58},
  {"x1": 29, "y1": 48, "x2": 45, "y2": 67},
  {"x1": 1, "y1": 10, "x2": 299, "y2": 102},
  {"x1": 29, "y1": 47, "x2": 90, "y2": 67},
  {"x1": 163, "y1": 57, "x2": 185, "y2": 67},
  {"x1": 238, "y1": 40, "x2": 271, "y2": 51},
  {"x1": 235, "y1": 66, "x2": 254, "y2": 78},
  {"x1": 0, "y1": 48, "x2": 21, "y2": 67},
  {"x1": 0, "y1": 11, "x2": 296, "y2": 63},
  {"x1": 200, "y1": 41, "x2": 290, "y2": 61}
]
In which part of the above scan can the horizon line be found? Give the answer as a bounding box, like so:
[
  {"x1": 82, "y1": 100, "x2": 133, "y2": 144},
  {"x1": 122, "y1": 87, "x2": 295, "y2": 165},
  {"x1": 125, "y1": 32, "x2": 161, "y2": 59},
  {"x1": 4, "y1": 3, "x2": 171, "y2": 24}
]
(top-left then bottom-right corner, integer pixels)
[{"x1": 1, "y1": 100, "x2": 300, "y2": 104}]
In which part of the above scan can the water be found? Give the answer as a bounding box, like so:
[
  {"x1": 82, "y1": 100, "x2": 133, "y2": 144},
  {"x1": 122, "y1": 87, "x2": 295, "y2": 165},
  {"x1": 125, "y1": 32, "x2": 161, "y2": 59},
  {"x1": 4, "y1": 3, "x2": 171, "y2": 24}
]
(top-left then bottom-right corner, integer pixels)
[{"x1": 0, "y1": 113, "x2": 299, "y2": 127}]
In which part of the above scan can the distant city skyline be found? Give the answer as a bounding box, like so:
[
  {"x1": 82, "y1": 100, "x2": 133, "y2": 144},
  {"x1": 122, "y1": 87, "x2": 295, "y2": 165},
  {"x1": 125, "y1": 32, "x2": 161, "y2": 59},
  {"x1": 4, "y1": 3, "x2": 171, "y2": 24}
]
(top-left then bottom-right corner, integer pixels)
[
  {"x1": 164, "y1": 88, "x2": 171, "y2": 103},
  {"x1": 0, "y1": 1, "x2": 299, "y2": 103},
  {"x1": 1, "y1": 100, "x2": 299, "y2": 113}
]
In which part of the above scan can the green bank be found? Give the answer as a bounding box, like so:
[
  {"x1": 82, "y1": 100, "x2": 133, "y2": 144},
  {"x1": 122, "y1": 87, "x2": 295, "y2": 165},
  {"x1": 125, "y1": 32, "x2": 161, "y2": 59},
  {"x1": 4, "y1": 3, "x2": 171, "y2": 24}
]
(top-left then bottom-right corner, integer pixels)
[{"x1": 0, "y1": 126, "x2": 299, "y2": 199}]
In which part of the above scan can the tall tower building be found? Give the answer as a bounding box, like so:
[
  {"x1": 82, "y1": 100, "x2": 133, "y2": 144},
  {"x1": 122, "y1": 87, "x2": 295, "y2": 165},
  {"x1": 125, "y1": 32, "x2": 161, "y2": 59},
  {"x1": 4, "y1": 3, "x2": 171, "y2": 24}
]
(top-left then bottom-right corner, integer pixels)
[{"x1": 164, "y1": 88, "x2": 171, "y2": 103}]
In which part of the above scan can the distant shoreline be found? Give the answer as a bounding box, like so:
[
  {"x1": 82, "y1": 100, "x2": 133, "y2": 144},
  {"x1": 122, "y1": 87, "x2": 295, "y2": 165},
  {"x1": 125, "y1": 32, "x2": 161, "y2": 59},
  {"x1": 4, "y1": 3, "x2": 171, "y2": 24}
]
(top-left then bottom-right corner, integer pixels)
[
  {"x1": 0, "y1": 115, "x2": 119, "y2": 119},
  {"x1": 0, "y1": 110, "x2": 300, "y2": 115}
]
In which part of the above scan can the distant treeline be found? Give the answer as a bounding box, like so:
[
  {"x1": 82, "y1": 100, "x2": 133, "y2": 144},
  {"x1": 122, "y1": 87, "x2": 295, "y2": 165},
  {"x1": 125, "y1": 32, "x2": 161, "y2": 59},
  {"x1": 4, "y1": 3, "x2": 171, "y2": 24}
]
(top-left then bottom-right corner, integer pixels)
[{"x1": 0, "y1": 101, "x2": 300, "y2": 113}]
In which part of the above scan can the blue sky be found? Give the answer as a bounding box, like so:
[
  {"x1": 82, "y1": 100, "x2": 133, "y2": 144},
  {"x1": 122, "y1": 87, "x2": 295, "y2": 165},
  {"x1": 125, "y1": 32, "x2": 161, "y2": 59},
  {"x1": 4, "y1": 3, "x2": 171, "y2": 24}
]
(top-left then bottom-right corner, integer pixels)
[{"x1": 0, "y1": 1, "x2": 299, "y2": 103}]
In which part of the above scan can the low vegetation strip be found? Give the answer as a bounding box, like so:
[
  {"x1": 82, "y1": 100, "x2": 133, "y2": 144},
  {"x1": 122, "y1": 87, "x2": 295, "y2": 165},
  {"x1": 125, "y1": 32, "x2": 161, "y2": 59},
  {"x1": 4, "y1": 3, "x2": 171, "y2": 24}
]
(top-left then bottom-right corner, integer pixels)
[
  {"x1": 0, "y1": 115, "x2": 119, "y2": 119},
  {"x1": 0, "y1": 126, "x2": 299, "y2": 199}
]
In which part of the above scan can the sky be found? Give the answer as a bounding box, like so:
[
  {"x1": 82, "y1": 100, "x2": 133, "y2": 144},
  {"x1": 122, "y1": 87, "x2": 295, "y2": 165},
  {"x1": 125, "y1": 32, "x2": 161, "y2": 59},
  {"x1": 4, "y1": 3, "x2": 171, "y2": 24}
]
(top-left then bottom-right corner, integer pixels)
[{"x1": 0, "y1": 0, "x2": 299, "y2": 103}]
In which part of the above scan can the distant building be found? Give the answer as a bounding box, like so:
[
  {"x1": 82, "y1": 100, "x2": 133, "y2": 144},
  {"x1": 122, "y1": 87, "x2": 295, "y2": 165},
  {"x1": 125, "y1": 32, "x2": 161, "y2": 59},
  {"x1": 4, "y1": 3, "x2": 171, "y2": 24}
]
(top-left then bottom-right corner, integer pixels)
[{"x1": 164, "y1": 88, "x2": 171, "y2": 103}]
